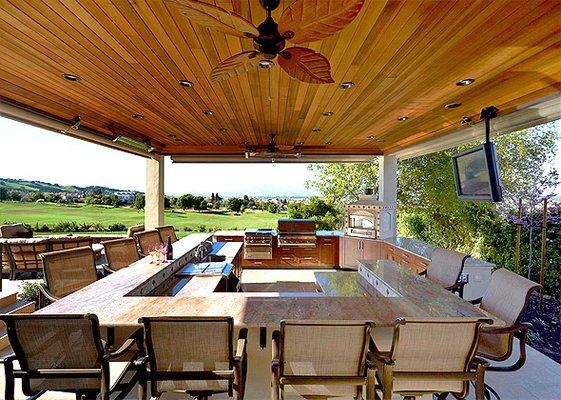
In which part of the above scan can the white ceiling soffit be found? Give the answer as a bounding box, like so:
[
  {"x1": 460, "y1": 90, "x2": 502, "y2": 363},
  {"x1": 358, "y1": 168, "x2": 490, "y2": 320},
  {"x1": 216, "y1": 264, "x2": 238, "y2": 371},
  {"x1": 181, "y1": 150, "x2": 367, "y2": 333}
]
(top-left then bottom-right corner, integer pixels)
[
  {"x1": 0, "y1": 99, "x2": 152, "y2": 158},
  {"x1": 171, "y1": 154, "x2": 377, "y2": 163},
  {"x1": 390, "y1": 94, "x2": 561, "y2": 160}
]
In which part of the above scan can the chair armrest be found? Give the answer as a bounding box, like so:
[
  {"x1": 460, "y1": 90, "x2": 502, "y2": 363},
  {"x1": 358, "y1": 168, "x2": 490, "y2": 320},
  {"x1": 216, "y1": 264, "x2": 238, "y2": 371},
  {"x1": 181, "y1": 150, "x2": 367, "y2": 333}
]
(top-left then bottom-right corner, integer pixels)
[
  {"x1": 0, "y1": 354, "x2": 17, "y2": 365},
  {"x1": 38, "y1": 281, "x2": 59, "y2": 302},
  {"x1": 482, "y1": 322, "x2": 531, "y2": 336},
  {"x1": 134, "y1": 355, "x2": 150, "y2": 368},
  {"x1": 418, "y1": 269, "x2": 427, "y2": 276},
  {"x1": 102, "y1": 264, "x2": 115, "y2": 274},
  {"x1": 469, "y1": 297, "x2": 483, "y2": 305},
  {"x1": 234, "y1": 338, "x2": 247, "y2": 363},
  {"x1": 104, "y1": 328, "x2": 144, "y2": 361}
]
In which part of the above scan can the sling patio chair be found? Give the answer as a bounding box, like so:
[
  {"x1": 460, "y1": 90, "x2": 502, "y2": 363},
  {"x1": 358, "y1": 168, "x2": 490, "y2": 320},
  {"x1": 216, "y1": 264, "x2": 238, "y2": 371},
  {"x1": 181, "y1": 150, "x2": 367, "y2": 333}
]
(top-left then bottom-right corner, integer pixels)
[
  {"x1": 4, "y1": 238, "x2": 50, "y2": 280},
  {"x1": 137, "y1": 316, "x2": 247, "y2": 400},
  {"x1": 369, "y1": 317, "x2": 492, "y2": 400},
  {"x1": 101, "y1": 237, "x2": 141, "y2": 274},
  {"x1": 0, "y1": 313, "x2": 144, "y2": 400},
  {"x1": 127, "y1": 224, "x2": 145, "y2": 238},
  {"x1": 38, "y1": 247, "x2": 98, "y2": 307},
  {"x1": 133, "y1": 230, "x2": 163, "y2": 257},
  {"x1": 156, "y1": 225, "x2": 178, "y2": 244},
  {"x1": 271, "y1": 320, "x2": 377, "y2": 400},
  {"x1": 419, "y1": 248, "x2": 469, "y2": 298},
  {"x1": 48, "y1": 236, "x2": 93, "y2": 251},
  {"x1": 469, "y1": 268, "x2": 542, "y2": 400}
]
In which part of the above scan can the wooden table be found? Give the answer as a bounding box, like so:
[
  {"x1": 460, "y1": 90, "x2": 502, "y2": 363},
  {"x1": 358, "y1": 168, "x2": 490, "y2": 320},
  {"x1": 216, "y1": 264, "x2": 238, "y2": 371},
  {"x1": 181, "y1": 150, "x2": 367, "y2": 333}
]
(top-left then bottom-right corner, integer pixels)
[{"x1": 37, "y1": 235, "x2": 491, "y2": 328}]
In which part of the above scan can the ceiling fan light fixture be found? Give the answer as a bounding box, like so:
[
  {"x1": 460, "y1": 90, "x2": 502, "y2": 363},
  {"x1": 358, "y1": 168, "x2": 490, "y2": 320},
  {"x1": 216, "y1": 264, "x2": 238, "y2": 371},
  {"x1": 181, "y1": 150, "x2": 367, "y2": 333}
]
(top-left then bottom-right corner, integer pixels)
[
  {"x1": 456, "y1": 78, "x2": 475, "y2": 86},
  {"x1": 340, "y1": 81, "x2": 355, "y2": 90},
  {"x1": 203, "y1": 110, "x2": 214, "y2": 115},
  {"x1": 179, "y1": 79, "x2": 194, "y2": 88},
  {"x1": 323, "y1": 111, "x2": 334, "y2": 117},
  {"x1": 258, "y1": 60, "x2": 275, "y2": 69},
  {"x1": 62, "y1": 73, "x2": 81, "y2": 82},
  {"x1": 444, "y1": 102, "x2": 462, "y2": 109}
]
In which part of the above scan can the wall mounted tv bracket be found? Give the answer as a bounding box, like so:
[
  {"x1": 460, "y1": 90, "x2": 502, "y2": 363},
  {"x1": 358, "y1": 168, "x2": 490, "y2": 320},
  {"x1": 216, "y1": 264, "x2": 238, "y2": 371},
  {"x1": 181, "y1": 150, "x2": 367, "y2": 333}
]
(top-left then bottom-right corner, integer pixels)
[{"x1": 480, "y1": 106, "x2": 499, "y2": 143}]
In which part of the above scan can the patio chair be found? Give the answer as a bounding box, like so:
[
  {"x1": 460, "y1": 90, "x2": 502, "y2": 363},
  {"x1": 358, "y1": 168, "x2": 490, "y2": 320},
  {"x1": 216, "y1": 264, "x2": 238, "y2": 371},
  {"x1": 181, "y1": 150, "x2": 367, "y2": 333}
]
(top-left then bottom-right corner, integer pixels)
[
  {"x1": 101, "y1": 237, "x2": 141, "y2": 273},
  {"x1": 133, "y1": 230, "x2": 163, "y2": 257},
  {"x1": 4, "y1": 238, "x2": 50, "y2": 280},
  {"x1": 38, "y1": 247, "x2": 97, "y2": 307},
  {"x1": 137, "y1": 316, "x2": 247, "y2": 400},
  {"x1": 271, "y1": 320, "x2": 377, "y2": 400},
  {"x1": 49, "y1": 236, "x2": 93, "y2": 251},
  {"x1": 0, "y1": 223, "x2": 33, "y2": 238},
  {"x1": 420, "y1": 248, "x2": 469, "y2": 297},
  {"x1": 369, "y1": 317, "x2": 491, "y2": 400},
  {"x1": 156, "y1": 225, "x2": 178, "y2": 244},
  {"x1": 469, "y1": 268, "x2": 541, "y2": 400},
  {"x1": 127, "y1": 224, "x2": 145, "y2": 238},
  {"x1": 0, "y1": 313, "x2": 144, "y2": 400}
]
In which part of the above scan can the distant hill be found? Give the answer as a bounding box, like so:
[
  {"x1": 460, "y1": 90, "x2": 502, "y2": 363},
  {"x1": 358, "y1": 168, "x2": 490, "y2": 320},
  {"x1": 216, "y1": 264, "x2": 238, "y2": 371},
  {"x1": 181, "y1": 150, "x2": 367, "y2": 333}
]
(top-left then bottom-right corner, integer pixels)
[{"x1": 0, "y1": 178, "x2": 131, "y2": 194}]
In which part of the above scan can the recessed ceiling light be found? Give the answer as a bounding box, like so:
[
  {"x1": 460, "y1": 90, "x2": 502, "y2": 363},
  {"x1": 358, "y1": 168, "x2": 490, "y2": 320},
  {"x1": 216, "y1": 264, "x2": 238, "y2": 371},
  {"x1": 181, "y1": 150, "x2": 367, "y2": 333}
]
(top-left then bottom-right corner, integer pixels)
[
  {"x1": 325, "y1": 141, "x2": 332, "y2": 145},
  {"x1": 61, "y1": 73, "x2": 81, "y2": 82},
  {"x1": 258, "y1": 60, "x2": 274, "y2": 69},
  {"x1": 203, "y1": 110, "x2": 214, "y2": 115},
  {"x1": 461, "y1": 116, "x2": 473, "y2": 125},
  {"x1": 323, "y1": 111, "x2": 334, "y2": 117},
  {"x1": 397, "y1": 116, "x2": 408, "y2": 121},
  {"x1": 179, "y1": 79, "x2": 194, "y2": 88},
  {"x1": 444, "y1": 102, "x2": 462, "y2": 109},
  {"x1": 219, "y1": 127, "x2": 227, "y2": 132},
  {"x1": 367, "y1": 135, "x2": 375, "y2": 139},
  {"x1": 456, "y1": 78, "x2": 475, "y2": 86},
  {"x1": 131, "y1": 113, "x2": 144, "y2": 120},
  {"x1": 340, "y1": 81, "x2": 355, "y2": 90},
  {"x1": 312, "y1": 128, "x2": 321, "y2": 132},
  {"x1": 296, "y1": 141, "x2": 304, "y2": 146}
]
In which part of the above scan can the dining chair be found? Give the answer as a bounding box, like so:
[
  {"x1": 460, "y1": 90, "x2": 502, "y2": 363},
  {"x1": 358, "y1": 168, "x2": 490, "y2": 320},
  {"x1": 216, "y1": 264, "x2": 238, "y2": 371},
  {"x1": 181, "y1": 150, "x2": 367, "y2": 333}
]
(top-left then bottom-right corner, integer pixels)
[
  {"x1": 137, "y1": 316, "x2": 247, "y2": 400},
  {"x1": 0, "y1": 223, "x2": 33, "y2": 239},
  {"x1": 133, "y1": 230, "x2": 163, "y2": 257},
  {"x1": 127, "y1": 224, "x2": 145, "y2": 238},
  {"x1": 0, "y1": 313, "x2": 144, "y2": 400},
  {"x1": 271, "y1": 320, "x2": 376, "y2": 400},
  {"x1": 470, "y1": 268, "x2": 541, "y2": 400},
  {"x1": 370, "y1": 317, "x2": 491, "y2": 400},
  {"x1": 156, "y1": 225, "x2": 178, "y2": 244},
  {"x1": 49, "y1": 236, "x2": 93, "y2": 251},
  {"x1": 420, "y1": 248, "x2": 469, "y2": 297},
  {"x1": 101, "y1": 237, "x2": 141, "y2": 273},
  {"x1": 38, "y1": 247, "x2": 98, "y2": 306},
  {"x1": 4, "y1": 238, "x2": 50, "y2": 280}
]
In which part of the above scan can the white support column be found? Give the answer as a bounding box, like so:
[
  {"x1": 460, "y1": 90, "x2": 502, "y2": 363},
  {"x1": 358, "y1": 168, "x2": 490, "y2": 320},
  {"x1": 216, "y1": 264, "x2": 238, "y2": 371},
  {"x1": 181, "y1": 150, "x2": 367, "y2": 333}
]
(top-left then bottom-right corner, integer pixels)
[
  {"x1": 145, "y1": 155, "x2": 165, "y2": 230},
  {"x1": 378, "y1": 155, "x2": 398, "y2": 239}
]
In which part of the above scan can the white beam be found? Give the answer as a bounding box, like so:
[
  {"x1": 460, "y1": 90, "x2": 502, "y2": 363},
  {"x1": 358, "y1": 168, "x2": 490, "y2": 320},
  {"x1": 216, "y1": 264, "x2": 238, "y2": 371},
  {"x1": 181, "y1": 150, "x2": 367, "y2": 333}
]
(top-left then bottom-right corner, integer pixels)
[
  {"x1": 378, "y1": 155, "x2": 398, "y2": 239},
  {"x1": 145, "y1": 155, "x2": 164, "y2": 229}
]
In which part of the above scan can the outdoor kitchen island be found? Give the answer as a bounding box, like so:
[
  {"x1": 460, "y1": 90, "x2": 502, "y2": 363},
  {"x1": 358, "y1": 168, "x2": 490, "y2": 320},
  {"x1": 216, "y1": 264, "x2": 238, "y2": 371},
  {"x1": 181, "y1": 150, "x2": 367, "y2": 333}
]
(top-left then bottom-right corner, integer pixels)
[{"x1": 36, "y1": 233, "x2": 497, "y2": 399}]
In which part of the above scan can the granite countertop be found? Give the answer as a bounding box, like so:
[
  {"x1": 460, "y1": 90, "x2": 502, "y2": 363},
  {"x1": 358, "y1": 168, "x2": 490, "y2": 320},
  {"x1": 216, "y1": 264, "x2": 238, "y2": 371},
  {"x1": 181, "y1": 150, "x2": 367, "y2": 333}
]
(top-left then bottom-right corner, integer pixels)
[
  {"x1": 385, "y1": 236, "x2": 494, "y2": 268},
  {"x1": 214, "y1": 230, "x2": 342, "y2": 237},
  {"x1": 315, "y1": 230, "x2": 343, "y2": 237}
]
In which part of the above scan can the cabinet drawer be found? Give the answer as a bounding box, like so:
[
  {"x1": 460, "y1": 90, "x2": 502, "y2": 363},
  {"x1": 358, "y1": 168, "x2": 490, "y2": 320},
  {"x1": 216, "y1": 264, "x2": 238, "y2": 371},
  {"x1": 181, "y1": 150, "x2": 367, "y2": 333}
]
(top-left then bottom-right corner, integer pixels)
[{"x1": 215, "y1": 235, "x2": 244, "y2": 243}]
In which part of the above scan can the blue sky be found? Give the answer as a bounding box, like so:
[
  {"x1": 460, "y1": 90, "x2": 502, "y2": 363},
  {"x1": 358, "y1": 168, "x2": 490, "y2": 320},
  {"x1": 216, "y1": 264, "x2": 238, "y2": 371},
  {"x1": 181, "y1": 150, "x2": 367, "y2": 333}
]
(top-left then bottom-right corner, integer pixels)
[{"x1": 0, "y1": 116, "x2": 559, "y2": 197}]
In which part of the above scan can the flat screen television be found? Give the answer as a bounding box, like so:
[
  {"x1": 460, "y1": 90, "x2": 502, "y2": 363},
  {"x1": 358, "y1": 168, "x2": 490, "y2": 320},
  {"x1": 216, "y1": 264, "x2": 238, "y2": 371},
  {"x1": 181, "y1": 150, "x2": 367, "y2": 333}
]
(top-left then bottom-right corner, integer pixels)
[{"x1": 451, "y1": 142, "x2": 503, "y2": 202}]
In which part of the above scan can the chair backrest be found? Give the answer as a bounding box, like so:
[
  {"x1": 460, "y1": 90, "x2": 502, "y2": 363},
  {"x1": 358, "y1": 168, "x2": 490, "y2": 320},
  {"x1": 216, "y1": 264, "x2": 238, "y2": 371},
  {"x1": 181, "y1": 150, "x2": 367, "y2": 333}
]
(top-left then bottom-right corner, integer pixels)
[
  {"x1": 389, "y1": 317, "x2": 489, "y2": 395},
  {"x1": 0, "y1": 223, "x2": 32, "y2": 238},
  {"x1": 127, "y1": 224, "x2": 145, "y2": 238},
  {"x1": 140, "y1": 316, "x2": 233, "y2": 393},
  {"x1": 0, "y1": 313, "x2": 104, "y2": 392},
  {"x1": 102, "y1": 238, "x2": 140, "y2": 271},
  {"x1": 134, "y1": 230, "x2": 163, "y2": 256},
  {"x1": 49, "y1": 236, "x2": 93, "y2": 251},
  {"x1": 6, "y1": 239, "x2": 50, "y2": 272},
  {"x1": 481, "y1": 268, "x2": 541, "y2": 326},
  {"x1": 41, "y1": 247, "x2": 97, "y2": 298},
  {"x1": 156, "y1": 225, "x2": 178, "y2": 243},
  {"x1": 279, "y1": 320, "x2": 373, "y2": 377},
  {"x1": 426, "y1": 248, "x2": 469, "y2": 288}
]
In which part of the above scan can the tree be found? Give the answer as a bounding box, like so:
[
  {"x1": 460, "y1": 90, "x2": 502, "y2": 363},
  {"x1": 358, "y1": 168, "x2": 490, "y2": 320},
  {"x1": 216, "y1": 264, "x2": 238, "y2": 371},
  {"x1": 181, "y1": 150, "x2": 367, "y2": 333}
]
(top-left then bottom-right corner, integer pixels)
[
  {"x1": 225, "y1": 197, "x2": 243, "y2": 213},
  {"x1": 164, "y1": 196, "x2": 172, "y2": 209},
  {"x1": 287, "y1": 197, "x2": 340, "y2": 230},
  {"x1": 177, "y1": 194, "x2": 195, "y2": 210},
  {"x1": 0, "y1": 187, "x2": 7, "y2": 201},
  {"x1": 133, "y1": 194, "x2": 145, "y2": 210},
  {"x1": 306, "y1": 161, "x2": 379, "y2": 212}
]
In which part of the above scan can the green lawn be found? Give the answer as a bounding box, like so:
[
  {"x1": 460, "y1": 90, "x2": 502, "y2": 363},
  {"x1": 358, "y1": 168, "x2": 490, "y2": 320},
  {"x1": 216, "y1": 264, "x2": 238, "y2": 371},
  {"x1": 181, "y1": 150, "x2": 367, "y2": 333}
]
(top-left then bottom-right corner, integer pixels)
[{"x1": 0, "y1": 201, "x2": 283, "y2": 236}]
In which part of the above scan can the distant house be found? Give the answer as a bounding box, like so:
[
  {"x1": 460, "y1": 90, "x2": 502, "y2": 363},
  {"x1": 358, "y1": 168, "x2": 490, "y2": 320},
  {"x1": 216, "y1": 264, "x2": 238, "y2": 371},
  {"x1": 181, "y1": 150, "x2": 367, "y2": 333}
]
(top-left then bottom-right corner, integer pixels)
[{"x1": 114, "y1": 190, "x2": 138, "y2": 204}]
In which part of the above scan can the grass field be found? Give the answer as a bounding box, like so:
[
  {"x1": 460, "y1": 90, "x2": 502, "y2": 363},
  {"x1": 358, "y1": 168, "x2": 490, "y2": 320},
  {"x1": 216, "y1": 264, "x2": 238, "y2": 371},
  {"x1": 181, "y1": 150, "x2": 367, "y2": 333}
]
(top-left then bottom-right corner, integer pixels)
[{"x1": 0, "y1": 201, "x2": 284, "y2": 236}]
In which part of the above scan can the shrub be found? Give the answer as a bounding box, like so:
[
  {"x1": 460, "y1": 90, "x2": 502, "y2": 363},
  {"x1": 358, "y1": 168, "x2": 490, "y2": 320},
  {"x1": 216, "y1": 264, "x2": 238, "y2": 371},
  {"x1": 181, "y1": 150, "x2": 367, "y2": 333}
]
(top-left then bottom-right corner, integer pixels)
[
  {"x1": 18, "y1": 281, "x2": 40, "y2": 304},
  {"x1": 183, "y1": 226, "x2": 193, "y2": 232},
  {"x1": 107, "y1": 223, "x2": 127, "y2": 232},
  {"x1": 195, "y1": 224, "x2": 207, "y2": 232}
]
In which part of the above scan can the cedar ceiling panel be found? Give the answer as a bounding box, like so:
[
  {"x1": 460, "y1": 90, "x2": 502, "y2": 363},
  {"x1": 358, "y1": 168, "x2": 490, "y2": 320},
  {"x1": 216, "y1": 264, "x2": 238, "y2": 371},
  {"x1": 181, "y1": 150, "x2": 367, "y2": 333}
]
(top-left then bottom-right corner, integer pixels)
[{"x1": 0, "y1": 0, "x2": 560, "y2": 156}]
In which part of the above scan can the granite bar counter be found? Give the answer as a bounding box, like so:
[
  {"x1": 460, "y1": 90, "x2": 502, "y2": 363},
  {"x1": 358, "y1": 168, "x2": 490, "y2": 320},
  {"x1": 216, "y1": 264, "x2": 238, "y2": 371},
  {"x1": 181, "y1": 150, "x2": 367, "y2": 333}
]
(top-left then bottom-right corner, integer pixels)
[{"x1": 37, "y1": 234, "x2": 492, "y2": 329}]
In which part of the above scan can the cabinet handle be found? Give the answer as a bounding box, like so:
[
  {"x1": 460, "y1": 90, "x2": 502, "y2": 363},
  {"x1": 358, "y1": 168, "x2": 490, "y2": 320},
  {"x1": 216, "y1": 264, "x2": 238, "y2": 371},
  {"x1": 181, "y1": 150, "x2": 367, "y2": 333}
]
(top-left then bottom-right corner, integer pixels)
[{"x1": 281, "y1": 257, "x2": 291, "y2": 260}]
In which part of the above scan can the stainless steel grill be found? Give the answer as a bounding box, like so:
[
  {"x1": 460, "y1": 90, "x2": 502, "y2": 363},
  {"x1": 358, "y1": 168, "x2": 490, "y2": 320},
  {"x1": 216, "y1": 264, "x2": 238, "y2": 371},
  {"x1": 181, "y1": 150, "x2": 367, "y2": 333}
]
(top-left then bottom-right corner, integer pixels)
[
  {"x1": 244, "y1": 229, "x2": 273, "y2": 259},
  {"x1": 277, "y1": 219, "x2": 317, "y2": 248}
]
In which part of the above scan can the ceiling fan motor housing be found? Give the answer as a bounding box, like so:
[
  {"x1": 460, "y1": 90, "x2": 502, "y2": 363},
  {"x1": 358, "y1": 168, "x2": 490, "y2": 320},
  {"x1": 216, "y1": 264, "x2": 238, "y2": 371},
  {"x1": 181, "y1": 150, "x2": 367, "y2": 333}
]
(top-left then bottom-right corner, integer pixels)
[
  {"x1": 259, "y1": 0, "x2": 281, "y2": 11},
  {"x1": 254, "y1": 16, "x2": 286, "y2": 59}
]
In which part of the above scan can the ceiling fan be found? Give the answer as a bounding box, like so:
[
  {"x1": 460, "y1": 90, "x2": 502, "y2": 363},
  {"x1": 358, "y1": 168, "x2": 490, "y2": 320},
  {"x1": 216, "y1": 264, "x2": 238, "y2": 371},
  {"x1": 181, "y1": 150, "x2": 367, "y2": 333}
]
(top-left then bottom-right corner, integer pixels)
[
  {"x1": 171, "y1": 0, "x2": 364, "y2": 84},
  {"x1": 244, "y1": 133, "x2": 326, "y2": 159}
]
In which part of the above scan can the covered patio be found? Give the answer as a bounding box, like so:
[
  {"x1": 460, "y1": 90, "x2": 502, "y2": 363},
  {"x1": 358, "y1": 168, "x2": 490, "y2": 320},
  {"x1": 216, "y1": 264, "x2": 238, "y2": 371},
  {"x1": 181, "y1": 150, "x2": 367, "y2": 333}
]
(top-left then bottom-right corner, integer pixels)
[{"x1": 1, "y1": 0, "x2": 560, "y2": 399}]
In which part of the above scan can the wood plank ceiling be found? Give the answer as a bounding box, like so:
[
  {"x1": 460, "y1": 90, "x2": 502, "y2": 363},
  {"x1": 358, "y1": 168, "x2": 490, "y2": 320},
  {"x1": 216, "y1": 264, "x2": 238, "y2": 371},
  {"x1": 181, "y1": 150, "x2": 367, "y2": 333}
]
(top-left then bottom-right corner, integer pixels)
[{"x1": 1, "y1": 0, "x2": 560, "y2": 157}]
